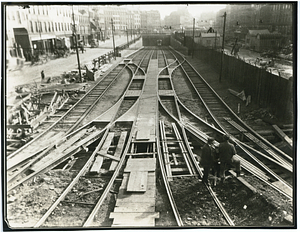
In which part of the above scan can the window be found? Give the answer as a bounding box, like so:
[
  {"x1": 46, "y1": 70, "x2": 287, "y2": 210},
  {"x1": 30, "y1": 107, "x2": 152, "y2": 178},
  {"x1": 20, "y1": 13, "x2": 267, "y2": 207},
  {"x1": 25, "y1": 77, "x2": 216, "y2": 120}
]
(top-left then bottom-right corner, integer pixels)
[
  {"x1": 52, "y1": 22, "x2": 54, "y2": 31},
  {"x1": 40, "y1": 22, "x2": 43, "y2": 32},
  {"x1": 48, "y1": 22, "x2": 51, "y2": 31},
  {"x1": 55, "y1": 22, "x2": 57, "y2": 31},
  {"x1": 35, "y1": 22, "x2": 38, "y2": 32},
  {"x1": 30, "y1": 21, "x2": 34, "y2": 32}
]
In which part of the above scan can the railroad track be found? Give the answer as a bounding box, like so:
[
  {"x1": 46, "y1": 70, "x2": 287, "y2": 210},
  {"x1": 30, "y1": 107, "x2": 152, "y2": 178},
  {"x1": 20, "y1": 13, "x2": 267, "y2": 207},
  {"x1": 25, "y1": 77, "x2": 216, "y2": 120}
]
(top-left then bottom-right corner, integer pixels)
[
  {"x1": 6, "y1": 48, "x2": 153, "y2": 188},
  {"x1": 6, "y1": 47, "x2": 293, "y2": 228},
  {"x1": 162, "y1": 48, "x2": 293, "y2": 197}
]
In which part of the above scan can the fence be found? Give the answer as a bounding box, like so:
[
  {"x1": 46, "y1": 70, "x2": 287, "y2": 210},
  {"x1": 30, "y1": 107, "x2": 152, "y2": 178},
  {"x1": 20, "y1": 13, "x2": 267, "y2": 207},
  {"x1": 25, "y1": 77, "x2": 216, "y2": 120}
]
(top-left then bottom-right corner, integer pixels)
[{"x1": 171, "y1": 35, "x2": 293, "y2": 120}]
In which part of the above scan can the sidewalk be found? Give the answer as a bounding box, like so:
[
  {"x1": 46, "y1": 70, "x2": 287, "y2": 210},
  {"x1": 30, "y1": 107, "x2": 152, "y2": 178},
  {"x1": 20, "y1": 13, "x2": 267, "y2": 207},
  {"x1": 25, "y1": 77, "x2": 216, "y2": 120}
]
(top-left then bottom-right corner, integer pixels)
[{"x1": 6, "y1": 36, "x2": 139, "y2": 94}]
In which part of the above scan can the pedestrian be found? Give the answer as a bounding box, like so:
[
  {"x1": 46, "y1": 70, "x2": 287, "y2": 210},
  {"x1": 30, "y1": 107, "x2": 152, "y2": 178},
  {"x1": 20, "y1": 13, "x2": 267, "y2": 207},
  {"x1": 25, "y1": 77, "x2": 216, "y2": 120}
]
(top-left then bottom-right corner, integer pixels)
[
  {"x1": 218, "y1": 134, "x2": 241, "y2": 183},
  {"x1": 41, "y1": 70, "x2": 45, "y2": 81},
  {"x1": 200, "y1": 137, "x2": 216, "y2": 186}
]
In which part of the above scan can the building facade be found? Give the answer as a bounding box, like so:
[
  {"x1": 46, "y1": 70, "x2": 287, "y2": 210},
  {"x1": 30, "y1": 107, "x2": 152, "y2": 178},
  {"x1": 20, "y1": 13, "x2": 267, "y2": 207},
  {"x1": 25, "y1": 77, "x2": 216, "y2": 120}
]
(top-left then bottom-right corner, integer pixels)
[{"x1": 215, "y1": 3, "x2": 294, "y2": 45}]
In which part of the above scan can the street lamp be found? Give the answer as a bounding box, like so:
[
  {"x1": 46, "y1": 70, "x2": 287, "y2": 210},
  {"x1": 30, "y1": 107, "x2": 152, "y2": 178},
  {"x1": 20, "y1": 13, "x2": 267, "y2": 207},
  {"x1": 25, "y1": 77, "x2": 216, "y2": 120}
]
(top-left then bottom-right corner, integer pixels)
[{"x1": 219, "y1": 12, "x2": 227, "y2": 82}]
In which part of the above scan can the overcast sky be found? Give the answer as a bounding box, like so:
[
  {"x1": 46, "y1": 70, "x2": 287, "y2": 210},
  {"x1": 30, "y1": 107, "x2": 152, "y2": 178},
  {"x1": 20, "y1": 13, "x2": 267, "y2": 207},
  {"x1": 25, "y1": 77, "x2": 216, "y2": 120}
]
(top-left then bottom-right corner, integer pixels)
[{"x1": 126, "y1": 4, "x2": 227, "y2": 19}]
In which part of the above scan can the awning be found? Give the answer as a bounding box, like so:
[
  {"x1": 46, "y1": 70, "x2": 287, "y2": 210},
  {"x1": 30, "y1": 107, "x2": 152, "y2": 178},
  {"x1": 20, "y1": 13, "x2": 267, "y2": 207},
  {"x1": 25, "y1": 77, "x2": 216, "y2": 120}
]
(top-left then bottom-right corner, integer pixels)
[
  {"x1": 31, "y1": 34, "x2": 56, "y2": 41},
  {"x1": 13, "y1": 28, "x2": 29, "y2": 36}
]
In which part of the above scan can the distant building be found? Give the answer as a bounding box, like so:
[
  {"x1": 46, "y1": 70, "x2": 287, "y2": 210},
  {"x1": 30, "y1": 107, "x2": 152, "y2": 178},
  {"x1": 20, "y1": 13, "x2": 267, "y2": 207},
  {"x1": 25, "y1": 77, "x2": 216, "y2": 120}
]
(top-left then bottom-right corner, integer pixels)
[
  {"x1": 215, "y1": 3, "x2": 294, "y2": 46},
  {"x1": 245, "y1": 29, "x2": 282, "y2": 51},
  {"x1": 6, "y1": 5, "x2": 74, "y2": 68},
  {"x1": 141, "y1": 10, "x2": 161, "y2": 33},
  {"x1": 194, "y1": 32, "x2": 221, "y2": 49}
]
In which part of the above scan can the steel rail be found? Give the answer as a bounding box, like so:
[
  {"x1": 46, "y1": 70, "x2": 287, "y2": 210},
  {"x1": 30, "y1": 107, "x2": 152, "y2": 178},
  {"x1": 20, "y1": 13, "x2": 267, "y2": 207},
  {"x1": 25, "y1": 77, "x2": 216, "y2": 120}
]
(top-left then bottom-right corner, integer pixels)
[
  {"x1": 157, "y1": 120, "x2": 183, "y2": 226},
  {"x1": 33, "y1": 127, "x2": 111, "y2": 227},
  {"x1": 170, "y1": 47, "x2": 292, "y2": 164},
  {"x1": 82, "y1": 101, "x2": 135, "y2": 227},
  {"x1": 164, "y1": 47, "x2": 293, "y2": 199},
  {"x1": 7, "y1": 59, "x2": 124, "y2": 160},
  {"x1": 83, "y1": 48, "x2": 154, "y2": 227},
  {"x1": 65, "y1": 65, "x2": 129, "y2": 134},
  {"x1": 33, "y1": 49, "x2": 153, "y2": 226},
  {"x1": 158, "y1": 100, "x2": 235, "y2": 226},
  {"x1": 176, "y1": 96, "x2": 293, "y2": 194}
]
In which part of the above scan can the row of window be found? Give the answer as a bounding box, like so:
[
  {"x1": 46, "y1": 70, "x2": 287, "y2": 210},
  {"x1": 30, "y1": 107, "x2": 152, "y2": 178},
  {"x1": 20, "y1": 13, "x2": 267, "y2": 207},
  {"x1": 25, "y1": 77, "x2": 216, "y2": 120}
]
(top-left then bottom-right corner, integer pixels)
[{"x1": 29, "y1": 21, "x2": 72, "y2": 33}]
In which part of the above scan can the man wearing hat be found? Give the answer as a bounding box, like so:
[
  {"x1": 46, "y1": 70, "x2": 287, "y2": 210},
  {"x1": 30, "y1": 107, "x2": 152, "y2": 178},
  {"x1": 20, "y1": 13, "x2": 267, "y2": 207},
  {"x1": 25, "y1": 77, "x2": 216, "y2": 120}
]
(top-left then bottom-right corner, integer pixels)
[
  {"x1": 200, "y1": 137, "x2": 216, "y2": 186},
  {"x1": 219, "y1": 134, "x2": 241, "y2": 183}
]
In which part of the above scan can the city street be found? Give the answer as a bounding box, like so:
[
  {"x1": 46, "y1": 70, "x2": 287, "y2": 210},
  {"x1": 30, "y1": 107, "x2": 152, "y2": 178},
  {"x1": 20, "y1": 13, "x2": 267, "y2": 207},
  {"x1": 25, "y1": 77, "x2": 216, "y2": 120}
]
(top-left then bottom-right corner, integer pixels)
[{"x1": 6, "y1": 36, "x2": 140, "y2": 94}]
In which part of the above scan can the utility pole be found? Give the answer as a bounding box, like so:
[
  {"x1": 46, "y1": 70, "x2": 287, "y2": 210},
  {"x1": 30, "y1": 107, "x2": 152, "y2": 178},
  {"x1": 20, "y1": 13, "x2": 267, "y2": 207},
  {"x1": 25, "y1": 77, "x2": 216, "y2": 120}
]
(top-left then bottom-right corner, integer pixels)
[
  {"x1": 192, "y1": 18, "x2": 195, "y2": 58},
  {"x1": 111, "y1": 18, "x2": 116, "y2": 58},
  {"x1": 219, "y1": 11, "x2": 226, "y2": 82},
  {"x1": 131, "y1": 19, "x2": 133, "y2": 40},
  {"x1": 126, "y1": 25, "x2": 129, "y2": 47},
  {"x1": 72, "y1": 5, "x2": 82, "y2": 82}
]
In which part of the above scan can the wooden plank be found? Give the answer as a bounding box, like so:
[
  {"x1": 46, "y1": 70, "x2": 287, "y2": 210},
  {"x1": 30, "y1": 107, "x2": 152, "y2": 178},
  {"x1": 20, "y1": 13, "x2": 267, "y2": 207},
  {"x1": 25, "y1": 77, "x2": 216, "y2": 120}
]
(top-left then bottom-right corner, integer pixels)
[
  {"x1": 115, "y1": 197, "x2": 155, "y2": 204},
  {"x1": 114, "y1": 202, "x2": 155, "y2": 213},
  {"x1": 98, "y1": 132, "x2": 115, "y2": 154},
  {"x1": 110, "y1": 212, "x2": 159, "y2": 227},
  {"x1": 89, "y1": 132, "x2": 115, "y2": 173},
  {"x1": 124, "y1": 158, "x2": 156, "y2": 172},
  {"x1": 272, "y1": 181, "x2": 293, "y2": 198},
  {"x1": 172, "y1": 167, "x2": 189, "y2": 173},
  {"x1": 97, "y1": 152, "x2": 120, "y2": 162},
  {"x1": 30, "y1": 129, "x2": 102, "y2": 172},
  {"x1": 7, "y1": 124, "x2": 32, "y2": 129},
  {"x1": 228, "y1": 170, "x2": 257, "y2": 193},
  {"x1": 109, "y1": 131, "x2": 127, "y2": 171},
  {"x1": 127, "y1": 171, "x2": 148, "y2": 192},
  {"x1": 136, "y1": 126, "x2": 151, "y2": 140},
  {"x1": 89, "y1": 155, "x2": 104, "y2": 173},
  {"x1": 171, "y1": 153, "x2": 179, "y2": 165},
  {"x1": 119, "y1": 183, "x2": 156, "y2": 196},
  {"x1": 29, "y1": 130, "x2": 87, "y2": 172},
  {"x1": 272, "y1": 124, "x2": 293, "y2": 149}
]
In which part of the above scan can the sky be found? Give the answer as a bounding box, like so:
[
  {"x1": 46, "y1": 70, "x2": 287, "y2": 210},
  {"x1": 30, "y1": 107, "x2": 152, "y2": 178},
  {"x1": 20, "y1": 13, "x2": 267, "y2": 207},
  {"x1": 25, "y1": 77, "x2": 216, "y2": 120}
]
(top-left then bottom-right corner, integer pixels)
[{"x1": 126, "y1": 3, "x2": 227, "y2": 19}]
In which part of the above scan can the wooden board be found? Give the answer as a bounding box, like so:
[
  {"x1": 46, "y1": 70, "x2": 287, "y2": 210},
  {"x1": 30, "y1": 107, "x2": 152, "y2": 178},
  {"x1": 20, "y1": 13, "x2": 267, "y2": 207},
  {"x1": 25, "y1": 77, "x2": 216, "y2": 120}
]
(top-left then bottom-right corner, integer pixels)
[
  {"x1": 110, "y1": 212, "x2": 159, "y2": 227},
  {"x1": 118, "y1": 184, "x2": 156, "y2": 197},
  {"x1": 89, "y1": 155, "x2": 104, "y2": 173},
  {"x1": 109, "y1": 131, "x2": 127, "y2": 171},
  {"x1": 272, "y1": 181, "x2": 293, "y2": 198},
  {"x1": 109, "y1": 212, "x2": 159, "y2": 227},
  {"x1": 90, "y1": 132, "x2": 115, "y2": 173},
  {"x1": 115, "y1": 197, "x2": 156, "y2": 204},
  {"x1": 124, "y1": 158, "x2": 156, "y2": 172},
  {"x1": 99, "y1": 132, "x2": 115, "y2": 154},
  {"x1": 136, "y1": 126, "x2": 151, "y2": 140},
  {"x1": 127, "y1": 171, "x2": 148, "y2": 192},
  {"x1": 272, "y1": 124, "x2": 293, "y2": 149},
  {"x1": 114, "y1": 202, "x2": 155, "y2": 212},
  {"x1": 30, "y1": 129, "x2": 102, "y2": 172}
]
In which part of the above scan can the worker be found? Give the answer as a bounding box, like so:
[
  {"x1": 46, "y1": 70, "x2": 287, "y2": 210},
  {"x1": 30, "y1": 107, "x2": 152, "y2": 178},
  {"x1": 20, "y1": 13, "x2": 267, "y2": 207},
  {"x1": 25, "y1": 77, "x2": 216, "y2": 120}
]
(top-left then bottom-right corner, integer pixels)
[
  {"x1": 219, "y1": 134, "x2": 241, "y2": 183},
  {"x1": 200, "y1": 137, "x2": 216, "y2": 186},
  {"x1": 41, "y1": 70, "x2": 45, "y2": 81}
]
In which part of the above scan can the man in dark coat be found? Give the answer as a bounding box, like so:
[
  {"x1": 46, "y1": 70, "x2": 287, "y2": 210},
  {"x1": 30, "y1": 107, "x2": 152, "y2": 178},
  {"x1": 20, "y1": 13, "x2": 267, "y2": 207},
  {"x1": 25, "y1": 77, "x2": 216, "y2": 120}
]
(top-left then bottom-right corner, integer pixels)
[
  {"x1": 200, "y1": 137, "x2": 216, "y2": 186},
  {"x1": 41, "y1": 70, "x2": 45, "y2": 81},
  {"x1": 219, "y1": 134, "x2": 241, "y2": 183}
]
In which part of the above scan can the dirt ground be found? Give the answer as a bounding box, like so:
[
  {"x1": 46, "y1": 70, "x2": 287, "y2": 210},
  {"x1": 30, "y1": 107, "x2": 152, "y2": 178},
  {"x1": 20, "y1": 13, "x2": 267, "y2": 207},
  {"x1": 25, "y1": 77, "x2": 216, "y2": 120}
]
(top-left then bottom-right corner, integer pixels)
[{"x1": 5, "y1": 48, "x2": 295, "y2": 229}]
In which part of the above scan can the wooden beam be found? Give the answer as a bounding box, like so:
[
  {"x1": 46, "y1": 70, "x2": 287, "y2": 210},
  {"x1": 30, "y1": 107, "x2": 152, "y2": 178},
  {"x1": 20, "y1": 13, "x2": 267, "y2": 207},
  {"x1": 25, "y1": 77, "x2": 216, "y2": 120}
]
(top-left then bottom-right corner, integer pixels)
[
  {"x1": 7, "y1": 124, "x2": 32, "y2": 129},
  {"x1": 127, "y1": 171, "x2": 148, "y2": 192},
  {"x1": 90, "y1": 132, "x2": 115, "y2": 173},
  {"x1": 98, "y1": 152, "x2": 120, "y2": 162},
  {"x1": 272, "y1": 124, "x2": 293, "y2": 149},
  {"x1": 109, "y1": 131, "x2": 127, "y2": 171}
]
